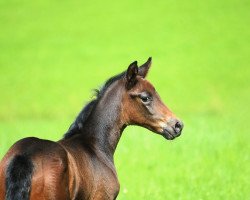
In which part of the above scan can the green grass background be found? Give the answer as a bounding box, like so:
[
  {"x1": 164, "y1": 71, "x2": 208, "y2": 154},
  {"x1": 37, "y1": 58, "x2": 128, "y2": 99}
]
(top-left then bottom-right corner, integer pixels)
[{"x1": 0, "y1": 0, "x2": 249, "y2": 199}]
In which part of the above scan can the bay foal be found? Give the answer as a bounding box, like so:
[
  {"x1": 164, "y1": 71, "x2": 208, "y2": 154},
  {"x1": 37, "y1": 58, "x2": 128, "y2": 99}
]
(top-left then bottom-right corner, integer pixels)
[{"x1": 0, "y1": 58, "x2": 183, "y2": 200}]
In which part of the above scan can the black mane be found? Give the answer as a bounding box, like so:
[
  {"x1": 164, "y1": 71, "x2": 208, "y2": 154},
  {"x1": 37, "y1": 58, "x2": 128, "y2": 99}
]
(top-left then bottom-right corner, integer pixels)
[{"x1": 63, "y1": 71, "x2": 125, "y2": 139}]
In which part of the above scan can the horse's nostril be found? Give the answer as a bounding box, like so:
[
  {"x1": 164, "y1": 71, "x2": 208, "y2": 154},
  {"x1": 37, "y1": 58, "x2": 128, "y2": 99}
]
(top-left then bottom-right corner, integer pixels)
[
  {"x1": 174, "y1": 121, "x2": 183, "y2": 133},
  {"x1": 175, "y1": 121, "x2": 181, "y2": 129}
]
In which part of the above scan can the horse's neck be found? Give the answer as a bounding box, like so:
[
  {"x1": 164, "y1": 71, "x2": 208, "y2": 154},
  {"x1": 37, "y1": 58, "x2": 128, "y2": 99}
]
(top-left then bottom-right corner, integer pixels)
[{"x1": 83, "y1": 83, "x2": 125, "y2": 158}]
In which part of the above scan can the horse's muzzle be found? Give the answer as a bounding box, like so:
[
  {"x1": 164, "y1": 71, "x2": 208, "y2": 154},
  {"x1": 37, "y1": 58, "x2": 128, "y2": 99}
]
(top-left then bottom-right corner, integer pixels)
[{"x1": 162, "y1": 119, "x2": 184, "y2": 140}]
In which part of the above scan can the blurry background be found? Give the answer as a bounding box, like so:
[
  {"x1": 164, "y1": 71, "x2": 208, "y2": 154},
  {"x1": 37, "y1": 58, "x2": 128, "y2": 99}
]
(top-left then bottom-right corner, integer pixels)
[{"x1": 0, "y1": 0, "x2": 249, "y2": 199}]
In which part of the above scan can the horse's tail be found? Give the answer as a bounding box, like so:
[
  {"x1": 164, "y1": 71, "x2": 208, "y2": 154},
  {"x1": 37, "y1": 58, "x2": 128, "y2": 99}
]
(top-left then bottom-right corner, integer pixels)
[{"x1": 5, "y1": 154, "x2": 33, "y2": 200}]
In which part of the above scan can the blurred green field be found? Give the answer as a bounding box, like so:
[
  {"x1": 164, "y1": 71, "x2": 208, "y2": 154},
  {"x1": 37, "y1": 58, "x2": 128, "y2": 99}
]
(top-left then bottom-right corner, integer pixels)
[{"x1": 0, "y1": 0, "x2": 249, "y2": 199}]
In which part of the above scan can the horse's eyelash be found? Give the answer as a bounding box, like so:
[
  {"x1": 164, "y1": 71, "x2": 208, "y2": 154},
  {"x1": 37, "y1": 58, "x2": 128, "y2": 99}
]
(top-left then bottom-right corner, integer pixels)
[{"x1": 140, "y1": 93, "x2": 152, "y2": 99}]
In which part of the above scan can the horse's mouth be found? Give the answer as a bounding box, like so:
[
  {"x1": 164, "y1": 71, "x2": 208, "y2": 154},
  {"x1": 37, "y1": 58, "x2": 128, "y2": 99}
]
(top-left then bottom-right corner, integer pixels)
[{"x1": 162, "y1": 128, "x2": 181, "y2": 140}]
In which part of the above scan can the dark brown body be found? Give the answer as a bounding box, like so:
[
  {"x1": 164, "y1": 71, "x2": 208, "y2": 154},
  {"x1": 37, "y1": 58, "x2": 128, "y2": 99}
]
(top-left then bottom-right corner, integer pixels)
[
  {"x1": 0, "y1": 58, "x2": 183, "y2": 200},
  {"x1": 0, "y1": 137, "x2": 120, "y2": 200}
]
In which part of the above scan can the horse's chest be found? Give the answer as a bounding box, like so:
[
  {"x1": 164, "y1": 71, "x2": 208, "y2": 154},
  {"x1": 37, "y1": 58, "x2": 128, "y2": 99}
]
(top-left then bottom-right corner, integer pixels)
[
  {"x1": 74, "y1": 163, "x2": 120, "y2": 200},
  {"x1": 91, "y1": 167, "x2": 120, "y2": 199}
]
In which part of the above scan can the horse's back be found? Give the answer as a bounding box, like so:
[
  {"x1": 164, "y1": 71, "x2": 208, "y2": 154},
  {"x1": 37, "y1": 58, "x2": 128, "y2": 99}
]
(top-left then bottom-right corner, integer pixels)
[{"x1": 0, "y1": 137, "x2": 70, "y2": 200}]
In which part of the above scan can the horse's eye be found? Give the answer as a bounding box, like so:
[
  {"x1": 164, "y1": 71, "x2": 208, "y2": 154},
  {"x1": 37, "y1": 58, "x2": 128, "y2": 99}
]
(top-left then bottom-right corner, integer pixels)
[
  {"x1": 140, "y1": 93, "x2": 151, "y2": 103},
  {"x1": 141, "y1": 96, "x2": 150, "y2": 102}
]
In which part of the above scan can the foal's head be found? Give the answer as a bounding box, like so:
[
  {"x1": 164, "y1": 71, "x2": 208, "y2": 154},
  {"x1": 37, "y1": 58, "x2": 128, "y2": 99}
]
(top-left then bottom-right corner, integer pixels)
[{"x1": 121, "y1": 58, "x2": 183, "y2": 140}]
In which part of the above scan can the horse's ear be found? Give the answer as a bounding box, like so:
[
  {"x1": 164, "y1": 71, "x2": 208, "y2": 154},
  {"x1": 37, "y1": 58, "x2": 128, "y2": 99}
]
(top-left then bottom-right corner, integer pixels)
[
  {"x1": 126, "y1": 61, "x2": 138, "y2": 89},
  {"x1": 138, "y1": 57, "x2": 152, "y2": 78}
]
